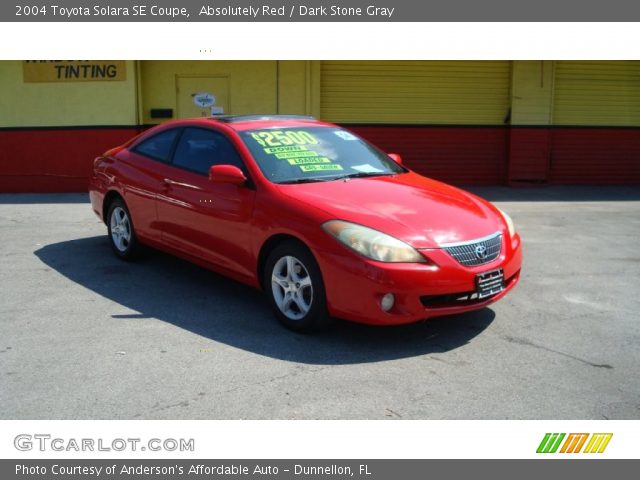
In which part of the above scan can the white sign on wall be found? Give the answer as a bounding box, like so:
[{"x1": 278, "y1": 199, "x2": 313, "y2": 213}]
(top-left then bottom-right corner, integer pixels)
[{"x1": 192, "y1": 92, "x2": 216, "y2": 108}]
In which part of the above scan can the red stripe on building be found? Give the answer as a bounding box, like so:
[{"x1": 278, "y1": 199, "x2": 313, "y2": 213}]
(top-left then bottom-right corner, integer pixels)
[
  {"x1": 550, "y1": 128, "x2": 640, "y2": 185},
  {"x1": 1, "y1": 125, "x2": 639, "y2": 192},
  {"x1": 0, "y1": 127, "x2": 140, "y2": 192},
  {"x1": 348, "y1": 126, "x2": 509, "y2": 185}
]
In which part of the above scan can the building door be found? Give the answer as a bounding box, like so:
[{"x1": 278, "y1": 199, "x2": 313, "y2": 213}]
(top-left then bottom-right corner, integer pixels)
[{"x1": 176, "y1": 75, "x2": 230, "y2": 118}]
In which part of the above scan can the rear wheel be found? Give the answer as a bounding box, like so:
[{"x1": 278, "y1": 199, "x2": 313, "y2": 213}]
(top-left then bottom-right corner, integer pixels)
[
  {"x1": 107, "y1": 197, "x2": 140, "y2": 260},
  {"x1": 264, "y1": 241, "x2": 332, "y2": 332}
]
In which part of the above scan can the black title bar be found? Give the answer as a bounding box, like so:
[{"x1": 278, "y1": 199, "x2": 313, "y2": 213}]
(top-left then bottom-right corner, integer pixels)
[
  {"x1": 5, "y1": 0, "x2": 640, "y2": 21},
  {"x1": 4, "y1": 459, "x2": 639, "y2": 480}
]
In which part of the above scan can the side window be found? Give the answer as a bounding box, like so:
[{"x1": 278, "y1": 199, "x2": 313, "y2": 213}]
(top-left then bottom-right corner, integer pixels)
[
  {"x1": 132, "y1": 129, "x2": 179, "y2": 163},
  {"x1": 171, "y1": 128, "x2": 245, "y2": 175}
]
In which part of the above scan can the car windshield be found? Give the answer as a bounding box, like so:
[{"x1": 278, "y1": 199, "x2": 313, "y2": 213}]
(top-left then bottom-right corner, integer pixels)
[{"x1": 239, "y1": 126, "x2": 405, "y2": 184}]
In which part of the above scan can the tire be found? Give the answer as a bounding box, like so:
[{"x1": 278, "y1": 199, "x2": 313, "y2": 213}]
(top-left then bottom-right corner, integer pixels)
[
  {"x1": 263, "y1": 240, "x2": 332, "y2": 332},
  {"x1": 106, "y1": 197, "x2": 140, "y2": 261}
]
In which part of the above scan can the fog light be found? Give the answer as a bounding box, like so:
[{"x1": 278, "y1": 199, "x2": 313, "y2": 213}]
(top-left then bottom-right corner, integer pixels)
[{"x1": 380, "y1": 293, "x2": 395, "y2": 312}]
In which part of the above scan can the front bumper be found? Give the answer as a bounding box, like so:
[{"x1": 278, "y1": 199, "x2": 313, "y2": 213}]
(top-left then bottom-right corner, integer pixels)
[{"x1": 315, "y1": 233, "x2": 522, "y2": 325}]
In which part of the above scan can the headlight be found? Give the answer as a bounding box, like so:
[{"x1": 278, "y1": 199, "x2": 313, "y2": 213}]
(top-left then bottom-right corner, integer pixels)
[
  {"x1": 322, "y1": 220, "x2": 426, "y2": 263},
  {"x1": 497, "y1": 208, "x2": 516, "y2": 238}
]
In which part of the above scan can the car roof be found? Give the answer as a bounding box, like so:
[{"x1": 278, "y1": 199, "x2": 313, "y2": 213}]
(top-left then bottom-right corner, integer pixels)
[
  {"x1": 206, "y1": 114, "x2": 334, "y2": 131},
  {"x1": 213, "y1": 114, "x2": 316, "y2": 123}
]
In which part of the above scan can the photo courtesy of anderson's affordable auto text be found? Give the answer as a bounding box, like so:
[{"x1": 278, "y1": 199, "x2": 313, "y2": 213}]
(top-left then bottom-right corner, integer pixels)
[{"x1": 0, "y1": 0, "x2": 639, "y2": 478}]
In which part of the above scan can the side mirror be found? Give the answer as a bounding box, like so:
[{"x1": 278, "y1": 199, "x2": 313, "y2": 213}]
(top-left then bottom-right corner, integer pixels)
[
  {"x1": 209, "y1": 165, "x2": 247, "y2": 186},
  {"x1": 388, "y1": 153, "x2": 403, "y2": 165}
]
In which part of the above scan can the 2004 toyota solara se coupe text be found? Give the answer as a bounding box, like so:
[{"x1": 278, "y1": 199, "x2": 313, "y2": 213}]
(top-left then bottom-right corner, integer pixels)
[{"x1": 89, "y1": 115, "x2": 522, "y2": 331}]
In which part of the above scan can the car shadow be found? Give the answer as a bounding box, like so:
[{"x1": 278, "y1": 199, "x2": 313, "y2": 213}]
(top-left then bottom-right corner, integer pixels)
[{"x1": 34, "y1": 236, "x2": 496, "y2": 365}]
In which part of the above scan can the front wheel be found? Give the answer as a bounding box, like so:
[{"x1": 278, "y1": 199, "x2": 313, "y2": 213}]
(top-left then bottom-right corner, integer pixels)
[{"x1": 264, "y1": 241, "x2": 332, "y2": 332}]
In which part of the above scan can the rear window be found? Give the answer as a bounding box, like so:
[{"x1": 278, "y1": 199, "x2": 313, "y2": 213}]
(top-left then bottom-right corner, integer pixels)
[
  {"x1": 171, "y1": 128, "x2": 245, "y2": 175},
  {"x1": 132, "y1": 129, "x2": 179, "y2": 163}
]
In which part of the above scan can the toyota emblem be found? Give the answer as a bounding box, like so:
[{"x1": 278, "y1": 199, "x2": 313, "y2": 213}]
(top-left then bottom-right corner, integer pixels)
[{"x1": 475, "y1": 244, "x2": 487, "y2": 259}]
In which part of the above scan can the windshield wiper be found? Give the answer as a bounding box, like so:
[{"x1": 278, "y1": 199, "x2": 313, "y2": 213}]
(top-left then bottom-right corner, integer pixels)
[
  {"x1": 277, "y1": 177, "x2": 335, "y2": 185},
  {"x1": 330, "y1": 172, "x2": 396, "y2": 181},
  {"x1": 278, "y1": 172, "x2": 397, "y2": 184}
]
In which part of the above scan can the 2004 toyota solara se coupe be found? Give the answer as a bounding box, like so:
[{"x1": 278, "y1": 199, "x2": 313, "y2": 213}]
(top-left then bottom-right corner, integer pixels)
[{"x1": 89, "y1": 115, "x2": 522, "y2": 331}]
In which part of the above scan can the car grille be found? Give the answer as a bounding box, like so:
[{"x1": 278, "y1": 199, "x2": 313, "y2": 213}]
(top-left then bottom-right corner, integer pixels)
[{"x1": 441, "y1": 232, "x2": 502, "y2": 267}]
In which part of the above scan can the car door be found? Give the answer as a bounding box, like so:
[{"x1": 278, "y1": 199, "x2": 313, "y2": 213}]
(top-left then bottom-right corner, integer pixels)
[
  {"x1": 118, "y1": 128, "x2": 181, "y2": 242},
  {"x1": 156, "y1": 126, "x2": 257, "y2": 279}
]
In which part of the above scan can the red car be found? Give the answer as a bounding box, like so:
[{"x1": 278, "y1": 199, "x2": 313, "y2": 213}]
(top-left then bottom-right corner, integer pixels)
[{"x1": 89, "y1": 115, "x2": 522, "y2": 331}]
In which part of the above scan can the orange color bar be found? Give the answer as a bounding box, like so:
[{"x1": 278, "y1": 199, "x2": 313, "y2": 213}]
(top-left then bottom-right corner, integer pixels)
[{"x1": 560, "y1": 434, "x2": 576, "y2": 453}]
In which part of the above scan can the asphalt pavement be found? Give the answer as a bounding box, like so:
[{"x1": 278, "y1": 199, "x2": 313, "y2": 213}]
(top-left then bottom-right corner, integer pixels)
[{"x1": 1, "y1": 186, "x2": 639, "y2": 419}]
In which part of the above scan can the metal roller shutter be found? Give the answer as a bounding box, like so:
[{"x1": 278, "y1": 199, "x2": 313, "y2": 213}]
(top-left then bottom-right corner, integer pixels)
[
  {"x1": 550, "y1": 61, "x2": 640, "y2": 184},
  {"x1": 553, "y1": 61, "x2": 640, "y2": 127},
  {"x1": 320, "y1": 61, "x2": 511, "y2": 125},
  {"x1": 319, "y1": 61, "x2": 511, "y2": 184}
]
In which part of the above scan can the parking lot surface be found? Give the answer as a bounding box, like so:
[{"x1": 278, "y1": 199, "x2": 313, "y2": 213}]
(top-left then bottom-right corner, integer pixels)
[{"x1": 1, "y1": 187, "x2": 639, "y2": 419}]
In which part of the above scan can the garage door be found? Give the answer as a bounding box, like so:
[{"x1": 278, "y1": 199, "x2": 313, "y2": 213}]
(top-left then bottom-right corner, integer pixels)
[
  {"x1": 321, "y1": 61, "x2": 511, "y2": 124},
  {"x1": 550, "y1": 61, "x2": 640, "y2": 184},
  {"x1": 320, "y1": 61, "x2": 511, "y2": 184}
]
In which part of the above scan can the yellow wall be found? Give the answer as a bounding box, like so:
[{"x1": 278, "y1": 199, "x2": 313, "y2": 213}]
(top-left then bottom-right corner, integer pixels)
[
  {"x1": 277, "y1": 61, "x2": 321, "y2": 117},
  {"x1": 140, "y1": 61, "x2": 277, "y2": 124},
  {"x1": 2, "y1": 60, "x2": 639, "y2": 129},
  {"x1": 0, "y1": 60, "x2": 137, "y2": 127},
  {"x1": 139, "y1": 61, "x2": 320, "y2": 125}
]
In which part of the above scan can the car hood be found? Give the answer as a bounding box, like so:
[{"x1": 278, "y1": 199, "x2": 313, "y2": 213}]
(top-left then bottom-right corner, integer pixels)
[{"x1": 276, "y1": 172, "x2": 504, "y2": 249}]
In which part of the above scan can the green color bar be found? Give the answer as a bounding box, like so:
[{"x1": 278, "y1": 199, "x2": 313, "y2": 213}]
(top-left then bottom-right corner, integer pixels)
[
  {"x1": 549, "y1": 433, "x2": 566, "y2": 453},
  {"x1": 542, "y1": 434, "x2": 558, "y2": 453},
  {"x1": 537, "y1": 433, "x2": 551, "y2": 453}
]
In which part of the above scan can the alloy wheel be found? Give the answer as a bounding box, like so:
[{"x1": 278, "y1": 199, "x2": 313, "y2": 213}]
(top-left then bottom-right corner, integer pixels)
[
  {"x1": 110, "y1": 206, "x2": 132, "y2": 253},
  {"x1": 271, "y1": 255, "x2": 314, "y2": 320}
]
